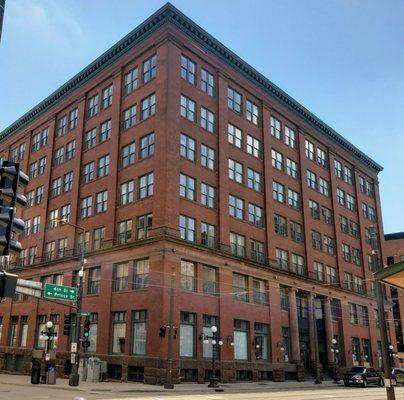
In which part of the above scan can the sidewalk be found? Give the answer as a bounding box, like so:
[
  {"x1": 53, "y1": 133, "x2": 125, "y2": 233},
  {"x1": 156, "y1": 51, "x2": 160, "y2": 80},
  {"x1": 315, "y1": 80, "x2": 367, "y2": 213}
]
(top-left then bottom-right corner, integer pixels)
[{"x1": 0, "y1": 373, "x2": 339, "y2": 394}]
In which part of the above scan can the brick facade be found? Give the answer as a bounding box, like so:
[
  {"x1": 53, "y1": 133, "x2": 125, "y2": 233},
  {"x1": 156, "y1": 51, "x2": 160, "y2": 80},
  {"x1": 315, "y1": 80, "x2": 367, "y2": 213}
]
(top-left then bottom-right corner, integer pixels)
[{"x1": 0, "y1": 3, "x2": 395, "y2": 383}]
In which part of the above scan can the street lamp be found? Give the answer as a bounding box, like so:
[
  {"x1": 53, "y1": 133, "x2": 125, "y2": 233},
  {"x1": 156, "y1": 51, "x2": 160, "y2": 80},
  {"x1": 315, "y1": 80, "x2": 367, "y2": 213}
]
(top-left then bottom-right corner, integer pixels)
[
  {"x1": 201, "y1": 325, "x2": 222, "y2": 388},
  {"x1": 330, "y1": 338, "x2": 340, "y2": 383},
  {"x1": 40, "y1": 320, "x2": 56, "y2": 383},
  {"x1": 389, "y1": 345, "x2": 396, "y2": 368},
  {"x1": 57, "y1": 218, "x2": 87, "y2": 387}
]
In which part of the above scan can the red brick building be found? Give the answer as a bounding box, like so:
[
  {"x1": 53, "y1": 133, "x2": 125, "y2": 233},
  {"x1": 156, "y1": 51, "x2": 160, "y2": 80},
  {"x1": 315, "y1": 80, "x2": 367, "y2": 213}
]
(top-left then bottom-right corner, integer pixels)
[{"x1": 0, "y1": 3, "x2": 396, "y2": 383}]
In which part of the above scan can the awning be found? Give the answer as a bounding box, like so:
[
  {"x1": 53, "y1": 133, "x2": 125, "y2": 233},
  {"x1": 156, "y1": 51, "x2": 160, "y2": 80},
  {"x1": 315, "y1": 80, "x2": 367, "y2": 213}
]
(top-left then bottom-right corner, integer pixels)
[{"x1": 374, "y1": 260, "x2": 404, "y2": 289}]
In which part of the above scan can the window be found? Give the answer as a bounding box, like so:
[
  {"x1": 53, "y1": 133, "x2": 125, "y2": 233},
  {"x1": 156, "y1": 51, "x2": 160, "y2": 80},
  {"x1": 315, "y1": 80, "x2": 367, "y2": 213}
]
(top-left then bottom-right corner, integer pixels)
[
  {"x1": 19, "y1": 316, "x2": 28, "y2": 347},
  {"x1": 290, "y1": 221, "x2": 303, "y2": 242},
  {"x1": 31, "y1": 133, "x2": 40, "y2": 152},
  {"x1": 201, "y1": 144, "x2": 215, "y2": 170},
  {"x1": 346, "y1": 194, "x2": 356, "y2": 211},
  {"x1": 270, "y1": 116, "x2": 281, "y2": 139},
  {"x1": 180, "y1": 55, "x2": 196, "y2": 84},
  {"x1": 233, "y1": 273, "x2": 248, "y2": 302},
  {"x1": 69, "y1": 108, "x2": 78, "y2": 130},
  {"x1": 180, "y1": 95, "x2": 196, "y2": 122},
  {"x1": 142, "y1": 54, "x2": 157, "y2": 83},
  {"x1": 309, "y1": 200, "x2": 320, "y2": 219},
  {"x1": 83, "y1": 162, "x2": 95, "y2": 183},
  {"x1": 38, "y1": 156, "x2": 46, "y2": 174},
  {"x1": 274, "y1": 214, "x2": 287, "y2": 236},
  {"x1": 8, "y1": 316, "x2": 18, "y2": 346},
  {"x1": 228, "y1": 123, "x2": 243, "y2": 148},
  {"x1": 201, "y1": 183, "x2": 215, "y2": 208},
  {"x1": 98, "y1": 154, "x2": 110, "y2": 177},
  {"x1": 27, "y1": 190, "x2": 34, "y2": 206},
  {"x1": 362, "y1": 203, "x2": 368, "y2": 218},
  {"x1": 136, "y1": 213, "x2": 152, "y2": 239},
  {"x1": 319, "y1": 178, "x2": 329, "y2": 196},
  {"x1": 369, "y1": 206, "x2": 376, "y2": 222},
  {"x1": 54, "y1": 146, "x2": 64, "y2": 165},
  {"x1": 227, "y1": 87, "x2": 242, "y2": 113},
  {"x1": 29, "y1": 161, "x2": 38, "y2": 179},
  {"x1": 323, "y1": 235, "x2": 334, "y2": 255},
  {"x1": 117, "y1": 219, "x2": 132, "y2": 244},
  {"x1": 57, "y1": 238, "x2": 68, "y2": 258},
  {"x1": 80, "y1": 196, "x2": 92, "y2": 218},
  {"x1": 181, "y1": 260, "x2": 196, "y2": 291},
  {"x1": 10, "y1": 148, "x2": 17, "y2": 162},
  {"x1": 180, "y1": 133, "x2": 196, "y2": 160},
  {"x1": 132, "y1": 310, "x2": 147, "y2": 355},
  {"x1": 272, "y1": 181, "x2": 284, "y2": 202},
  {"x1": 141, "y1": 93, "x2": 156, "y2": 119},
  {"x1": 228, "y1": 159, "x2": 243, "y2": 183},
  {"x1": 93, "y1": 227, "x2": 105, "y2": 250},
  {"x1": 179, "y1": 215, "x2": 195, "y2": 242},
  {"x1": 327, "y1": 266, "x2": 337, "y2": 285},
  {"x1": 252, "y1": 279, "x2": 268, "y2": 306},
  {"x1": 246, "y1": 100, "x2": 258, "y2": 124},
  {"x1": 113, "y1": 262, "x2": 129, "y2": 292},
  {"x1": 134, "y1": 259, "x2": 149, "y2": 289},
  {"x1": 366, "y1": 181, "x2": 374, "y2": 198},
  {"x1": 84, "y1": 128, "x2": 97, "y2": 149},
  {"x1": 124, "y1": 67, "x2": 138, "y2": 94},
  {"x1": 229, "y1": 195, "x2": 244, "y2": 219},
  {"x1": 285, "y1": 126, "x2": 296, "y2": 148},
  {"x1": 100, "y1": 119, "x2": 111, "y2": 142},
  {"x1": 230, "y1": 232, "x2": 246, "y2": 257},
  {"x1": 180, "y1": 173, "x2": 195, "y2": 200},
  {"x1": 349, "y1": 303, "x2": 358, "y2": 324},
  {"x1": 56, "y1": 115, "x2": 67, "y2": 136},
  {"x1": 202, "y1": 315, "x2": 219, "y2": 359},
  {"x1": 96, "y1": 191, "x2": 108, "y2": 213},
  {"x1": 336, "y1": 188, "x2": 345, "y2": 205},
  {"x1": 342, "y1": 243, "x2": 351, "y2": 262},
  {"x1": 140, "y1": 133, "x2": 154, "y2": 158},
  {"x1": 41, "y1": 127, "x2": 48, "y2": 146},
  {"x1": 307, "y1": 170, "x2": 317, "y2": 189},
  {"x1": 281, "y1": 327, "x2": 290, "y2": 361},
  {"x1": 123, "y1": 105, "x2": 137, "y2": 129},
  {"x1": 271, "y1": 149, "x2": 283, "y2": 170},
  {"x1": 248, "y1": 203, "x2": 263, "y2": 227},
  {"x1": 286, "y1": 158, "x2": 298, "y2": 178},
  {"x1": 32, "y1": 216, "x2": 40, "y2": 234},
  {"x1": 354, "y1": 276, "x2": 365, "y2": 295},
  {"x1": 203, "y1": 266, "x2": 218, "y2": 295},
  {"x1": 276, "y1": 249, "x2": 289, "y2": 270},
  {"x1": 234, "y1": 320, "x2": 249, "y2": 360},
  {"x1": 64, "y1": 171, "x2": 73, "y2": 192},
  {"x1": 48, "y1": 209, "x2": 59, "y2": 229},
  {"x1": 180, "y1": 312, "x2": 196, "y2": 358},
  {"x1": 201, "y1": 222, "x2": 216, "y2": 248},
  {"x1": 314, "y1": 261, "x2": 324, "y2": 281},
  {"x1": 121, "y1": 142, "x2": 135, "y2": 167},
  {"x1": 352, "y1": 248, "x2": 361, "y2": 266},
  {"x1": 200, "y1": 107, "x2": 215, "y2": 133},
  {"x1": 305, "y1": 139, "x2": 314, "y2": 160},
  {"x1": 334, "y1": 160, "x2": 343, "y2": 178},
  {"x1": 340, "y1": 215, "x2": 349, "y2": 233},
  {"x1": 201, "y1": 69, "x2": 215, "y2": 96},
  {"x1": 344, "y1": 166, "x2": 353, "y2": 184},
  {"x1": 139, "y1": 172, "x2": 154, "y2": 198},
  {"x1": 312, "y1": 230, "x2": 321, "y2": 250},
  {"x1": 247, "y1": 168, "x2": 262, "y2": 191},
  {"x1": 287, "y1": 189, "x2": 300, "y2": 209},
  {"x1": 251, "y1": 240, "x2": 265, "y2": 264},
  {"x1": 316, "y1": 148, "x2": 327, "y2": 167},
  {"x1": 102, "y1": 84, "x2": 113, "y2": 108},
  {"x1": 350, "y1": 221, "x2": 359, "y2": 238},
  {"x1": 88, "y1": 95, "x2": 99, "y2": 117},
  {"x1": 120, "y1": 181, "x2": 134, "y2": 205},
  {"x1": 246, "y1": 135, "x2": 261, "y2": 158},
  {"x1": 78, "y1": 231, "x2": 90, "y2": 253},
  {"x1": 111, "y1": 312, "x2": 126, "y2": 354},
  {"x1": 61, "y1": 204, "x2": 71, "y2": 223}
]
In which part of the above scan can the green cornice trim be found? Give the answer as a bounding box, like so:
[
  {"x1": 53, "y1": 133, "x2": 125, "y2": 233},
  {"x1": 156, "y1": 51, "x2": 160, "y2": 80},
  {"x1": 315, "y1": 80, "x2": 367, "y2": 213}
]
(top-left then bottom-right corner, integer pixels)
[{"x1": 0, "y1": 2, "x2": 382, "y2": 172}]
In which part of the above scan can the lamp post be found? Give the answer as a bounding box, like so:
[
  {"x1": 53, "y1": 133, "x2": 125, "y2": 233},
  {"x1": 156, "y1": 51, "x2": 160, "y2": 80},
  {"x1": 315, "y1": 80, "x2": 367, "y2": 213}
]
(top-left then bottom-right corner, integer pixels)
[
  {"x1": 330, "y1": 338, "x2": 340, "y2": 383},
  {"x1": 202, "y1": 325, "x2": 223, "y2": 388},
  {"x1": 40, "y1": 321, "x2": 56, "y2": 383},
  {"x1": 58, "y1": 218, "x2": 86, "y2": 387},
  {"x1": 389, "y1": 345, "x2": 396, "y2": 368}
]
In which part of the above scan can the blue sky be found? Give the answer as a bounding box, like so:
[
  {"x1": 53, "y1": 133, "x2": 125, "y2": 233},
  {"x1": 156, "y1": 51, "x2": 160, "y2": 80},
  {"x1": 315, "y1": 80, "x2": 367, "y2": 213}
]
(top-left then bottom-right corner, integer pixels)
[{"x1": 0, "y1": 0, "x2": 403, "y2": 233}]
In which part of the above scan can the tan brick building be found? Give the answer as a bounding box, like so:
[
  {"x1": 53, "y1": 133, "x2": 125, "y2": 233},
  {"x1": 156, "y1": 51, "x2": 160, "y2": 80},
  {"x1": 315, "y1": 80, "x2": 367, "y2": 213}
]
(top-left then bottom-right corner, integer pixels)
[{"x1": 0, "y1": 3, "x2": 395, "y2": 383}]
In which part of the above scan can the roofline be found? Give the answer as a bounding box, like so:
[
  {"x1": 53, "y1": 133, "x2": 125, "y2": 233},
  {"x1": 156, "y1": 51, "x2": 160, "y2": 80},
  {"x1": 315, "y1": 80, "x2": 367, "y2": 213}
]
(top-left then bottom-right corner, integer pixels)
[
  {"x1": 385, "y1": 232, "x2": 404, "y2": 241},
  {"x1": 0, "y1": 2, "x2": 383, "y2": 173}
]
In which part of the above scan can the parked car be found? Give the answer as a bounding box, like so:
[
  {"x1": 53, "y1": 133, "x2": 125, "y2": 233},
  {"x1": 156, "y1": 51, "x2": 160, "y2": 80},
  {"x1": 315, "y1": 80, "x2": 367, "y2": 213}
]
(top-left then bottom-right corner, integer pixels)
[
  {"x1": 392, "y1": 368, "x2": 404, "y2": 385},
  {"x1": 343, "y1": 366, "x2": 384, "y2": 387}
]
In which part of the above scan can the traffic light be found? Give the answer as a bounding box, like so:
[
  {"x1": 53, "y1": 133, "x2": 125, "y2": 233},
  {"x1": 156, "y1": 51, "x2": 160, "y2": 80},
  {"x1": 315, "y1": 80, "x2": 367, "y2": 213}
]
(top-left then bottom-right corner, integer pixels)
[
  {"x1": 82, "y1": 317, "x2": 91, "y2": 348},
  {"x1": 0, "y1": 161, "x2": 29, "y2": 256},
  {"x1": 0, "y1": 270, "x2": 18, "y2": 298},
  {"x1": 159, "y1": 325, "x2": 166, "y2": 338},
  {"x1": 63, "y1": 314, "x2": 72, "y2": 336}
]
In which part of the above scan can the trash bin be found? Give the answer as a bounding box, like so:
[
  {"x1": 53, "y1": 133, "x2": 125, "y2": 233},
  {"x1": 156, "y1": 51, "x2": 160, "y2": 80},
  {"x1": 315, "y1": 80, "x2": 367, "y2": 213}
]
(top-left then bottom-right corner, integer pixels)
[
  {"x1": 31, "y1": 362, "x2": 41, "y2": 385},
  {"x1": 46, "y1": 366, "x2": 56, "y2": 385}
]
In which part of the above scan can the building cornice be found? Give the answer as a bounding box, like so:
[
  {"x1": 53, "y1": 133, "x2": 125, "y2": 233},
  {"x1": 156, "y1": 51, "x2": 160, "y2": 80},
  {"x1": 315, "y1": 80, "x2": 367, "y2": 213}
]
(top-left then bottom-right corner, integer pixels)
[
  {"x1": 0, "y1": 2, "x2": 382, "y2": 172},
  {"x1": 385, "y1": 232, "x2": 404, "y2": 241}
]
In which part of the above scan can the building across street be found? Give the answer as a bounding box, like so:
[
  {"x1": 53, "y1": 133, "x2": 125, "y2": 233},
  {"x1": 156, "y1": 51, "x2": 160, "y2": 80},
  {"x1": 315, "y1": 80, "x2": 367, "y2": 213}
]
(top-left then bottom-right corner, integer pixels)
[{"x1": 0, "y1": 2, "x2": 401, "y2": 385}]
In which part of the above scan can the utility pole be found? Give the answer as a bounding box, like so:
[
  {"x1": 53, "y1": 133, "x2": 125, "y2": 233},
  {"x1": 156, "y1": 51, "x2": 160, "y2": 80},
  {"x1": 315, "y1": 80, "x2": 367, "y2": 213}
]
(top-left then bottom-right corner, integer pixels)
[
  {"x1": 164, "y1": 269, "x2": 175, "y2": 389},
  {"x1": 371, "y1": 225, "x2": 395, "y2": 400}
]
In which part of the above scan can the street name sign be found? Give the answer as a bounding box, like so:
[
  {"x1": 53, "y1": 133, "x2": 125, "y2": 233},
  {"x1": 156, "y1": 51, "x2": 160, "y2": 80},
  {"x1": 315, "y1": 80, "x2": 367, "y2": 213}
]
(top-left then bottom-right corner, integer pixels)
[{"x1": 44, "y1": 283, "x2": 77, "y2": 301}]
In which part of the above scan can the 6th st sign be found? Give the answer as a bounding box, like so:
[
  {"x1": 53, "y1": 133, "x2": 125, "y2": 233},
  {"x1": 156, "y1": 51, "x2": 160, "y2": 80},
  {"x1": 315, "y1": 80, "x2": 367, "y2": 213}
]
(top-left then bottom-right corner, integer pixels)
[{"x1": 44, "y1": 283, "x2": 77, "y2": 301}]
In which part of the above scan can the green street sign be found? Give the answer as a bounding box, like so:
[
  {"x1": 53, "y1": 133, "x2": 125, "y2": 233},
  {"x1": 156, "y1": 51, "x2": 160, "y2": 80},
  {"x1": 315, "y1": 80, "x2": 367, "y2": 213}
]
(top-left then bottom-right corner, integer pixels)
[
  {"x1": 44, "y1": 283, "x2": 77, "y2": 301},
  {"x1": 81, "y1": 312, "x2": 91, "y2": 317}
]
